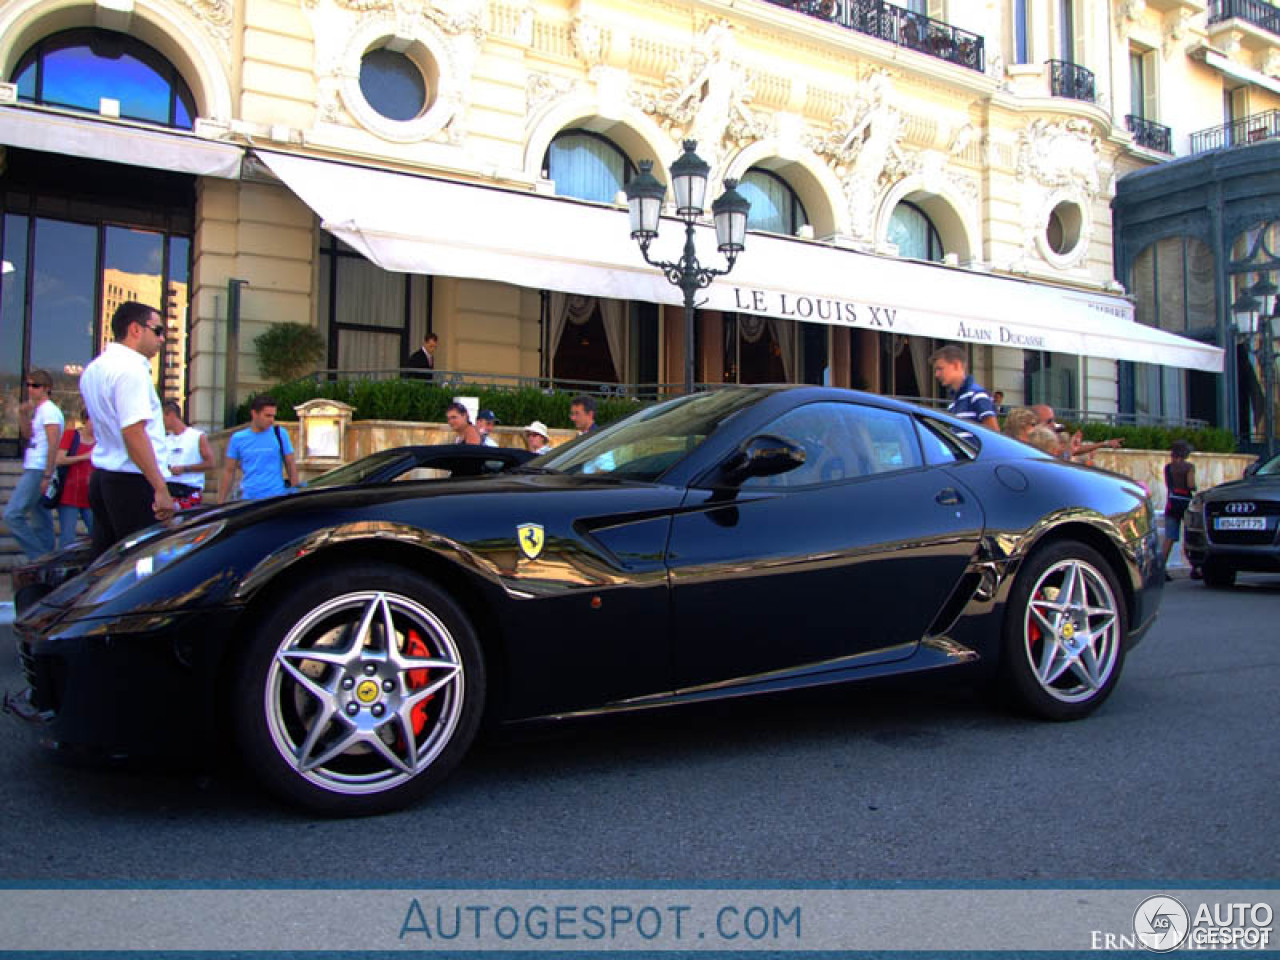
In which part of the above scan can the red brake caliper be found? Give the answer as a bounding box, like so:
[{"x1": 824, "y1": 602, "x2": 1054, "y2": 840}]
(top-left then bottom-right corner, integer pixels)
[
  {"x1": 404, "y1": 630, "x2": 434, "y2": 736},
  {"x1": 1027, "y1": 592, "x2": 1042, "y2": 653}
]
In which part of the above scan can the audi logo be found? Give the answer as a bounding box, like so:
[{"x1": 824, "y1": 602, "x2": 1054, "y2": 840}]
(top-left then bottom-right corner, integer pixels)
[{"x1": 1224, "y1": 502, "x2": 1257, "y2": 514}]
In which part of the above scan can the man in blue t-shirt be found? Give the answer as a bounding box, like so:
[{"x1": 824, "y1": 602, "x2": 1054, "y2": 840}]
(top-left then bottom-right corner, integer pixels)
[
  {"x1": 218, "y1": 394, "x2": 298, "y2": 502},
  {"x1": 930, "y1": 344, "x2": 998, "y2": 432}
]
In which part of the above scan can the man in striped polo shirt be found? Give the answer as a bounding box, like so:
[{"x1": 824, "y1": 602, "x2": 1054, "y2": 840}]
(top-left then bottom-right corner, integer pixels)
[{"x1": 930, "y1": 344, "x2": 998, "y2": 432}]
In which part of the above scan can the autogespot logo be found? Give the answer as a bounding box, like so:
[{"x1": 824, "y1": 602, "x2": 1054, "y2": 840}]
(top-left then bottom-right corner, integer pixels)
[{"x1": 1134, "y1": 895, "x2": 1190, "y2": 952}]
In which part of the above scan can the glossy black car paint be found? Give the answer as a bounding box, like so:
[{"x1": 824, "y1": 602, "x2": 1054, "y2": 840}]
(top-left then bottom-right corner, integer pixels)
[
  {"x1": 8, "y1": 387, "x2": 1161, "y2": 780},
  {"x1": 9, "y1": 444, "x2": 533, "y2": 617},
  {"x1": 1184, "y1": 453, "x2": 1280, "y2": 582}
]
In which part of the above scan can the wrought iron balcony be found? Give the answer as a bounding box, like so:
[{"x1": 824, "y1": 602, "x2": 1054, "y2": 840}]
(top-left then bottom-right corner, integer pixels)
[
  {"x1": 1209, "y1": 0, "x2": 1280, "y2": 37},
  {"x1": 1189, "y1": 109, "x2": 1280, "y2": 153},
  {"x1": 763, "y1": 0, "x2": 985, "y2": 73},
  {"x1": 1125, "y1": 115, "x2": 1173, "y2": 153},
  {"x1": 1048, "y1": 60, "x2": 1095, "y2": 102}
]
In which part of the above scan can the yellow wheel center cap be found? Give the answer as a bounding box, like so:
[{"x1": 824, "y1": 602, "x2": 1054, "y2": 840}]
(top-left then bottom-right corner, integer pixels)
[
  {"x1": 1061, "y1": 621, "x2": 1076, "y2": 641},
  {"x1": 355, "y1": 679, "x2": 380, "y2": 704}
]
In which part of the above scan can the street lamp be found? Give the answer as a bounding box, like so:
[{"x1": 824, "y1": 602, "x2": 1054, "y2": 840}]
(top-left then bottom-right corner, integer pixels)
[
  {"x1": 1232, "y1": 275, "x2": 1279, "y2": 459},
  {"x1": 624, "y1": 140, "x2": 750, "y2": 394}
]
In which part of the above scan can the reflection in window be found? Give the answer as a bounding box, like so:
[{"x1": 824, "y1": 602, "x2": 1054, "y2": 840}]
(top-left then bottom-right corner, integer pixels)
[
  {"x1": 0, "y1": 215, "x2": 30, "y2": 447},
  {"x1": 13, "y1": 28, "x2": 195, "y2": 128},
  {"x1": 359, "y1": 48, "x2": 427, "y2": 122},
  {"x1": 888, "y1": 202, "x2": 943, "y2": 261},
  {"x1": 544, "y1": 131, "x2": 634, "y2": 204},
  {"x1": 739, "y1": 169, "x2": 807, "y2": 236},
  {"x1": 31, "y1": 219, "x2": 97, "y2": 412},
  {"x1": 743, "y1": 401, "x2": 922, "y2": 489}
]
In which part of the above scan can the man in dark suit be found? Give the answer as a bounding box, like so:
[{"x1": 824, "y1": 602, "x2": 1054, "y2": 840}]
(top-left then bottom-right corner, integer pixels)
[{"x1": 405, "y1": 333, "x2": 438, "y2": 381}]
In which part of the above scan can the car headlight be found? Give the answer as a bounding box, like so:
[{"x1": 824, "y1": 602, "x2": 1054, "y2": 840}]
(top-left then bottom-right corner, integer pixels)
[
  {"x1": 1185, "y1": 494, "x2": 1205, "y2": 529},
  {"x1": 80, "y1": 521, "x2": 225, "y2": 606}
]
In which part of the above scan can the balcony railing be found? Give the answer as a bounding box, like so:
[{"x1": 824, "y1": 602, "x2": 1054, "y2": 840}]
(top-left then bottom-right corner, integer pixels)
[
  {"x1": 1189, "y1": 109, "x2": 1280, "y2": 153},
  {"x1": 1209, "y1": 0, "x2": 1280, "y2": 37},
  {"x1": 1048, "y1": 59, "x2": 1095, "y2": 102},
  {"x1": 763, "y1": 0, "x2": 985, "y2": 72},
  {"x1": 1125, "y1": 114, "x2": 1173, "y2": 153}
]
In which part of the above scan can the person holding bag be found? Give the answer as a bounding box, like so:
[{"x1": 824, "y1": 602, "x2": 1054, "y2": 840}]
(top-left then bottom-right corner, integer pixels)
[{"x1": 53, "y1": 410, "x2": 96, "y2": 548}]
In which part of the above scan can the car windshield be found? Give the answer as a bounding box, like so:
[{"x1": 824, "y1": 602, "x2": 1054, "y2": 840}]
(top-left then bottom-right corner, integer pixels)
[
  {"x1": 538, "y1": 388, "x2": 772, "y2": 482},
  {"x1": 305, "y1": 450, "x2": 410, "y2": 488},
  {"x1": 1256, "y1": 454, "x2": 1280, "y2": 477}
]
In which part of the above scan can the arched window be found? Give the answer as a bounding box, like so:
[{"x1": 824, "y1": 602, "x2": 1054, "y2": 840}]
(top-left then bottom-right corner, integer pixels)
[
  {"x1": 12, "y1": 28, "x2": 196, "y2": 129},
  {"x1": 739, "y1": 168, "x2": 807, "y2": 236},
  {"x1": 887, "y1": 201, "x2": 944, "y2": 262},
  {"x1": 543, "y1": 130, "x2": 634, "y2": 204},
  {"x1": 359, "y1": 47, "x2": 428, "y2": 123}
]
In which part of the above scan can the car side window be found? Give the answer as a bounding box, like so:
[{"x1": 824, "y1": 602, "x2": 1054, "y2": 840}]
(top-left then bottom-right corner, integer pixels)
[
  {"x1": 742, "y1": 402, "x2": 922, "y2": 489},
  {"x1": 917, "y1": 417, "x2": 977, "y2": 464}
]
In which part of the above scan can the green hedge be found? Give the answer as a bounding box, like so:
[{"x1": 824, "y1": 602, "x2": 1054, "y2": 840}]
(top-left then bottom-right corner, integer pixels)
[
  {"x1": 239, "y1": 379, "x2": 647, "y2": 431},
  {"x1": 1068, "y1": 420, "x2": 1238, "y2": 454}
]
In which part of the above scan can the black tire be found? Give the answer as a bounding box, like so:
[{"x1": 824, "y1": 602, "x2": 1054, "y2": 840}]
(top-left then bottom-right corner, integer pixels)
[
  {"x1": 232, "y1": 563, "x2": 485, "y2": 816},
  {"x1": 1201, "y1": 562, "x2": 1236, "y2": 589},
  {"x1": 999, "y1": 541, "x2": 1127, "y2": 722}
]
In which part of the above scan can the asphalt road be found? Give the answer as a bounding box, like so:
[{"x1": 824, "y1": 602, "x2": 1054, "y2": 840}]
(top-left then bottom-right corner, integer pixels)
[{"x1": 1, "y1": 574, "x2": 1276, "y2": 885}]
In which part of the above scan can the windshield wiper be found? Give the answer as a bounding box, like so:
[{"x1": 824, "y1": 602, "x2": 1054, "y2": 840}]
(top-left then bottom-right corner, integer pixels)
[{"x1": 508, "y1": 464, "x2": 560, "y2": 475}]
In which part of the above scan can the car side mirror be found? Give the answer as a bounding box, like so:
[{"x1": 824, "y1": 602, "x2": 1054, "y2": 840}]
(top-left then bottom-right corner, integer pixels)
[
  {"x1": 1244, "y1": 459, "x2": 1260, "y2": 478},
  {"x1": 722, "y1": 434, "x2": 807, "y2": 484}
]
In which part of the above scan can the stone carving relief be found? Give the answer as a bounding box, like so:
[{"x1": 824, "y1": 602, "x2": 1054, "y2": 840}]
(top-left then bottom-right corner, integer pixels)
[
  {"x1": 1016, "y1": 117, "x2": 1104, "y2": 197},
  {"x1": 308, "y1": 0, "x2": 484, "y2": 143},
  {"x1": 1163, "y1": 9, "x2": 1192, "y2": 58},
  {"x1": 179, "y1": 0, "x2": 233, "y2": 55},
  {"x1": 572, "y1": 15, "x2": 608, "y2": 67},
  {"x1": 630, "y1": 20, "x2": 770, "y2": 166},
  {"x1": 806, "y1": 69, "x2": 917, "y2": 242},
  {"x1": 1014, "y1": 118, "x2": 1104, "y2": 269},
  {"x1": 526, "y1": 72, "x2": 576, "y2": 116}
]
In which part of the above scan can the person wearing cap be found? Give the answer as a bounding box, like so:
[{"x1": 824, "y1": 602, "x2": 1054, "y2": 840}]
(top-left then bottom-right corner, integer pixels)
[
  {"x1": 475, "y1": 409, "x2": 500, "y2": 447},
  {"x1": 4, "y1": 367, "x2": 64, "y2": 559},
  {"x1": 524, "y1": 420, "x2": 551, "y2": 454}
]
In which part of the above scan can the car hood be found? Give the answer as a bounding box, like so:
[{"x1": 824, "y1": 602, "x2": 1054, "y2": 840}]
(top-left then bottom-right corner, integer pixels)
[{"x1": 1200, "y1": 475, "x2": 1280, "y2": 500}]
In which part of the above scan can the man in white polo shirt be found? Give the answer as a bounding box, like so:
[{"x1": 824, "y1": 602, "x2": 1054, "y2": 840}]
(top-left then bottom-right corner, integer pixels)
[{"x1": 79, "y1": 300, "x2": 174, "y2": 557}]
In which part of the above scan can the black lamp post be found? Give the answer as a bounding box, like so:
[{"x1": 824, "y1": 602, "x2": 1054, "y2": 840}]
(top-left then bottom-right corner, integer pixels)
[
  {"x1": 1232, "y1": 274, "x2": 1279, "y2": 459},
  {"x1": 624, "y1": 140, "x2": 750, "y2": 394}
]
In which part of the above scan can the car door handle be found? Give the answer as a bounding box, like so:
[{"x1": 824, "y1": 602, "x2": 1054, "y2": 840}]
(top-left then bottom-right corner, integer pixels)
[{"x1": 936, "y1": 488, "x2": 963, "y2": 506}]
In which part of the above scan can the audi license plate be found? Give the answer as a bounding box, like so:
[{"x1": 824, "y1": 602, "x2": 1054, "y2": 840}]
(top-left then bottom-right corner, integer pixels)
[{"x1": 1215, "y1": 516, "x2": 1266, "y2": 531}]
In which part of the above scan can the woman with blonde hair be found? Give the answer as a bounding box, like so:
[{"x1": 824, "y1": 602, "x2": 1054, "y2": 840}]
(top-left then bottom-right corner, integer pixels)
[{"x1": 1003, "y1": 406, "x2": 1037, "y2": 444}]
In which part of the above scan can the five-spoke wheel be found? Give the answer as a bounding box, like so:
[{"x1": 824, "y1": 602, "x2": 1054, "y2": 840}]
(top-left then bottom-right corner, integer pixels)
[
  {"x1": 1001, "y1": 542, "x2": 1127, "y2": 721},
  {"x1": 234, "y1": 565, "x2": 484, "y2": 815}
]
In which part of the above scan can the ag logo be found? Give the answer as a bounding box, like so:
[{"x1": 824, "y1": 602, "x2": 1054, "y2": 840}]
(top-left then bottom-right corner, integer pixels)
[
  {"x1": 517, "y1": 523, "x2": 545, "y2": 560},
  {"x1": 1134, "y1": 895, "x2": 1189, "y2": 952}
]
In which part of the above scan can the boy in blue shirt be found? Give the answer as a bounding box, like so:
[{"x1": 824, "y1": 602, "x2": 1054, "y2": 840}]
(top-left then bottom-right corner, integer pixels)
[{"x1": 219, "y1": 394, "x2": 298, "y2": 502}]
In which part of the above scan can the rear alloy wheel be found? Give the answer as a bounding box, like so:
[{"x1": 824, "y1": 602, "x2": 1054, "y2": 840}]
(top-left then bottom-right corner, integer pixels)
[
  {"x1": 1201, "y1": 562, "x2": 1236, "y2": 589},
  {"x1": 234, "y1": 566, "x2": 484, "y2": 816},
  {"x1": 1001, "y1": 542, "x2": 1126, "y2": 721}
]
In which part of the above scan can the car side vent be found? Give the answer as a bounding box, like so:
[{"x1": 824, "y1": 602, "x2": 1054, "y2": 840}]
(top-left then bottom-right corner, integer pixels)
[{"x1": 924, "y1": 571, "x2": 984, "y2": 640}]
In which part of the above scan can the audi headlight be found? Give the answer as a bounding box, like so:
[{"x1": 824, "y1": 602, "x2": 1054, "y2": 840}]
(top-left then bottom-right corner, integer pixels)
[
  {"x1": 81, "y1": 521, "x2": 225, "y2": 606},
  {"x1": 1186, "y1": 494, "x2": 1206, "y2": 529}
]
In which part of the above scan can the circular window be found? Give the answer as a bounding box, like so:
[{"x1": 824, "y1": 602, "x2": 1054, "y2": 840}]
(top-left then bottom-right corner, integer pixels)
[
  {"x1": 1046, "y1": 202, "x2": 1083, "y2": 256},
  {"x1": 359, "y1": 48, "x2": 427, "y2": 122}
]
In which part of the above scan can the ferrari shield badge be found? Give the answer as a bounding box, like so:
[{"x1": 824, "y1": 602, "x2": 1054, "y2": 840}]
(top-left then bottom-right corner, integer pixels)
[{"x1": 517, "y1": 523, "x2": 545, "y2": 560}]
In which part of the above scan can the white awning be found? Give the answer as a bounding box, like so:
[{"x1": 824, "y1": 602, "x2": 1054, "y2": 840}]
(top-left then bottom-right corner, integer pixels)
[
  {"x1": 1193, "y1": 46, "x2": 1280, "y2": 97},
  {"x1": 0, "y1": 105, "x2": 244, "y2": 179},
  {"x1": 258, "y1": 149, "x2": 1224, "y2": 373}
]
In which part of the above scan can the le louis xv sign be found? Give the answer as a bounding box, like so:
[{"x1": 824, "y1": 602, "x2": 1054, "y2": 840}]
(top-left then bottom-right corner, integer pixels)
[{"x1": 726, "y1": 286, "x2": 1049, "y2": 350}]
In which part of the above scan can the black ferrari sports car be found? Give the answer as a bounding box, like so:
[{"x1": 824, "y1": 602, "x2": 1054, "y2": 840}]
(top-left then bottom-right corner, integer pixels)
[
  {"x1": 9, "y1": 443, "x2": 532, "y2": 616},
  {"x1": 7, "y1": 386, "x2": 1162, "y2": 815},
  {"x1": 1184, "y1": 451, "x2": 1280, "y2": 587}
]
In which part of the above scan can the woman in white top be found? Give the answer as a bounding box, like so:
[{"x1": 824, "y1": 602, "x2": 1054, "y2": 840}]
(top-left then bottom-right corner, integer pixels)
[
  {"x1": 3, "y1": 368, "x2": 64, "y2": 559},
  {"x1": 162, "y1": 400, "x2": 215, "y2": 508}
]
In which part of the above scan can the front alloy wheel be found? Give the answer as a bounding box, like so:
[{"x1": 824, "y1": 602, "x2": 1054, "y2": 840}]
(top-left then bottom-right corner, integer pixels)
[
  {"x1": 1002, "y1": 542, "x2": 1126, "y2": 721},
  {"x1": 235, "y1": 567, "x2": 484, "y2": 815}
]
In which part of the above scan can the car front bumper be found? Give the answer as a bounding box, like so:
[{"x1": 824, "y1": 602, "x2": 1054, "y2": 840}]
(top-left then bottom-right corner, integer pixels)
[{"x1": 6, "y1": 600, "x2": 242, "y2": 761}]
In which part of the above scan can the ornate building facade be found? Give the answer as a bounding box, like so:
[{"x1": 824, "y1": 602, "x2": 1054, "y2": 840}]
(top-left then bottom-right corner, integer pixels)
[{"x1": 1, "y1": 0, "x2": 1263, "y2": 445}]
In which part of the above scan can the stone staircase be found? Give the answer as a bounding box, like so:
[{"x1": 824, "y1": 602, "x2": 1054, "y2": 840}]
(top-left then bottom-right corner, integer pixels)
[{"x1": 0, "y1": 458, "x2": 24, "y2": 575}]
